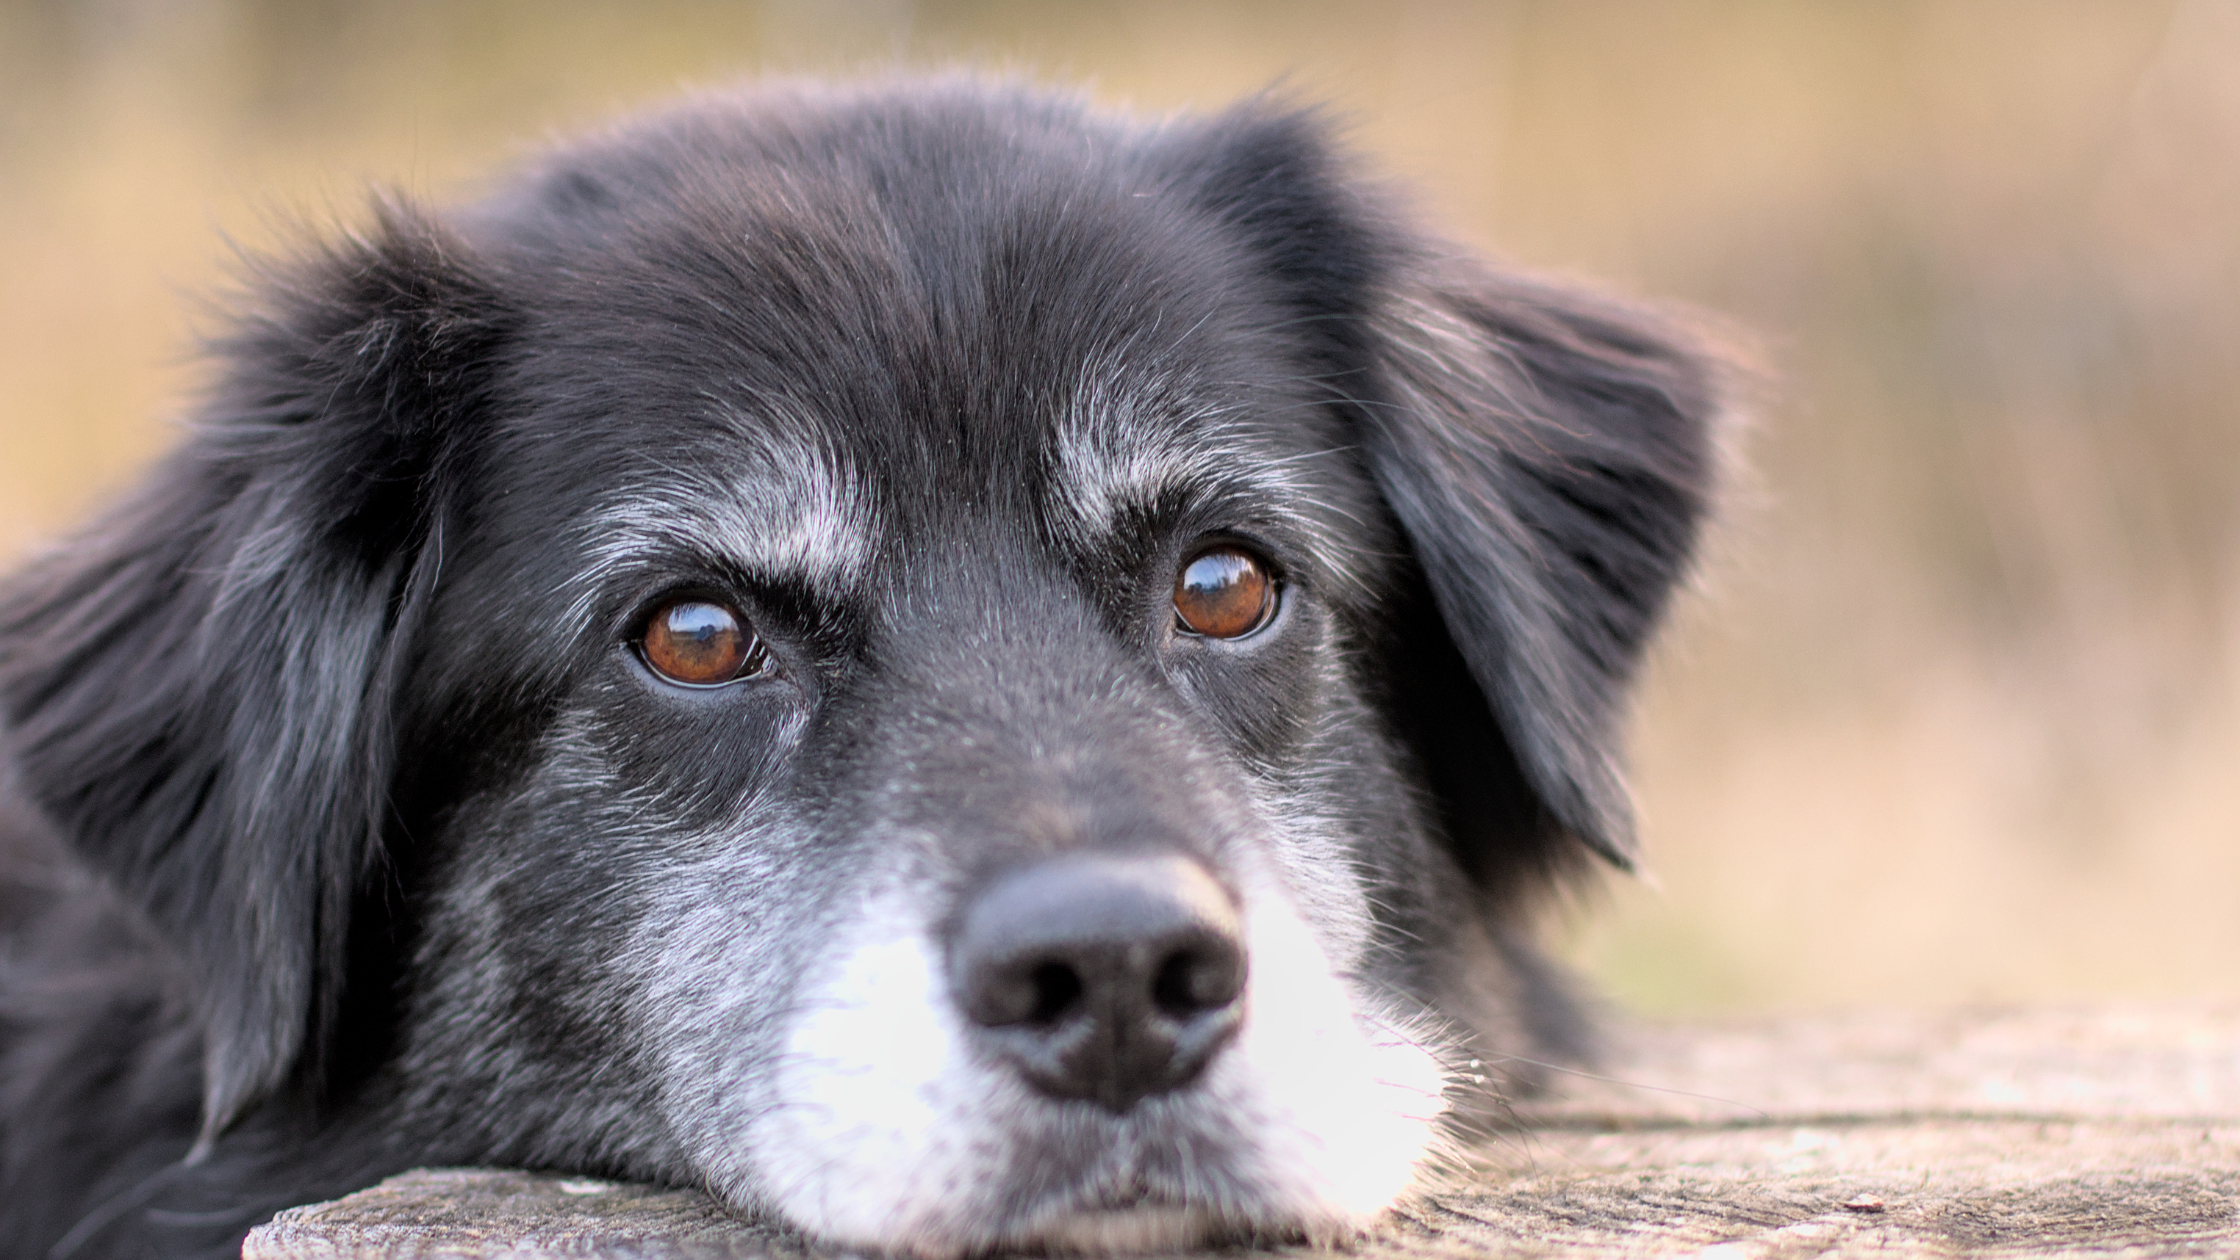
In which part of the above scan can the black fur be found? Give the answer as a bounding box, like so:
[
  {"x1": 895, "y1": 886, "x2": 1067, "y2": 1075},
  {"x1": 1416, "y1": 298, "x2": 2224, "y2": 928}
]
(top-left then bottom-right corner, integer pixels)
[{"x1": 0, "y1": 80, "x2": 1723, "y2": 1258}]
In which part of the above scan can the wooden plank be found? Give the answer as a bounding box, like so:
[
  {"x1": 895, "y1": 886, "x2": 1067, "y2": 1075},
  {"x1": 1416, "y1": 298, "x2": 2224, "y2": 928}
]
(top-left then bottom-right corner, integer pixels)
[{"x1": 246, "y1": 1004, "x2": 2240, "y2": 1259}]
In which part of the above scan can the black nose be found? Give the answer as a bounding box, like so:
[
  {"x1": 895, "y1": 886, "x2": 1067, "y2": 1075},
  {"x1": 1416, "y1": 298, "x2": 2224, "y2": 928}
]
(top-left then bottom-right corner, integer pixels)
[{"x1": 950, "y1": 852, "x2": 1247, "y2": 1113}]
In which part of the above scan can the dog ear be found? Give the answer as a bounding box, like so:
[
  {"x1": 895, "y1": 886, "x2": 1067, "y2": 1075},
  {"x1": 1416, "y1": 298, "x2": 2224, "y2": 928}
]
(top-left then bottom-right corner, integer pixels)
[
  {"x1": 0, "y1": 200, "x2": 508, "y2": 1145},
  {"x1": 1360, "y1": 261, "x2": 1725, "y2": 877},
  {"x1": 1172, "y1": 104, "x2": 1725, "y2": 880},
  {"x1": 1164, "y1": 101, "x2": 1386, "y2": 376}
]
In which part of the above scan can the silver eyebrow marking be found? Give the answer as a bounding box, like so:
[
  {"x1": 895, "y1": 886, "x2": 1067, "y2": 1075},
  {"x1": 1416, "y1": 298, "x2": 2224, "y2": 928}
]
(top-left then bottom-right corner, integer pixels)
[
  {"x1": 1053, "y1": 369, "x2": 1276, "y2": 534},
  {"x1": 1049, "y1": 365, "x2": 1361, "y2": 588},
  {"x1": 563, "y1": 399, "x2": 877, "y2": 627}
]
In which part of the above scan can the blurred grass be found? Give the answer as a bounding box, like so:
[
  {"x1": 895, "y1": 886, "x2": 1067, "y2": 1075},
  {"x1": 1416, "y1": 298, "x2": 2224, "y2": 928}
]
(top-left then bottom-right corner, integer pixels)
[{"x1": 2, "y1": 0, "x2": 2234, "y2": 1012}]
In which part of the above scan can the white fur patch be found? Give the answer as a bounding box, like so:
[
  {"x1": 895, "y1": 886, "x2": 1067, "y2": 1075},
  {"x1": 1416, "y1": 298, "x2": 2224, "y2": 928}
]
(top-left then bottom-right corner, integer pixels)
[
  {"x1": 1179, "y1": 861, "x2": 1449, "y2": 1226},
  {"x1": 747, "y1": 886, "x2": 1007, "y2": 1248},
  {"x1": 746, "y1": 854, "x2": 1450, "y2": 1255}
]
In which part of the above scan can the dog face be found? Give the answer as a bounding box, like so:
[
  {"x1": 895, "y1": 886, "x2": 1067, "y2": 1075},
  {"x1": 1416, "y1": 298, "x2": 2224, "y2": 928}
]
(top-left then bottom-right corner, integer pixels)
[
  {"x1": 397, "y1": 173, "x2": 1454, "y2": 1245},
  {"x1": 0, "y1": 82, "x2": 1722, "y2": 1255}
]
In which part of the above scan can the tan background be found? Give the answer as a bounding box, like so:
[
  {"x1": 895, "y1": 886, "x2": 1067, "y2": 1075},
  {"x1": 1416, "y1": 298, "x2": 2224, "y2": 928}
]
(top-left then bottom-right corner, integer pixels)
[{"x1": 3, "y1": 0, "x2": 2234, "y2": 1015}]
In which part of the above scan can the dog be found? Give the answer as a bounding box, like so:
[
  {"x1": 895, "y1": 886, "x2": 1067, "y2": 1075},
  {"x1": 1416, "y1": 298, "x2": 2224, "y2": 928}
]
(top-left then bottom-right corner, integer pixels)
[{"x1": 0, "y1": 78, "x2": 1723, "y2": 1259}]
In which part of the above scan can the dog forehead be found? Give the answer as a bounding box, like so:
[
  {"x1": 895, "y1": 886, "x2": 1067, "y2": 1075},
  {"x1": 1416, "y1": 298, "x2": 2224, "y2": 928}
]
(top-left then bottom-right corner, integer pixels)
[
  {"x1": 466, "y1": 99, "x2": 1391, "y2": 623},
  {"x1": 547, "y1": 366, "x2": 1332, "y2": 599}
]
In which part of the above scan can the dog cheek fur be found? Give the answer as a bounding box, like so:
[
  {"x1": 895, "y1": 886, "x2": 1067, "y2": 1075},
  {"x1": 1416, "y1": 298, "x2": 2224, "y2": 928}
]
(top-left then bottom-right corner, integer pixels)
[
  {"x1": 398, "y1": 655, "x2": 824, "y2": 1129},
  {"x1": 382, "y1": 776, "x2": 685, "y2": 1174}
]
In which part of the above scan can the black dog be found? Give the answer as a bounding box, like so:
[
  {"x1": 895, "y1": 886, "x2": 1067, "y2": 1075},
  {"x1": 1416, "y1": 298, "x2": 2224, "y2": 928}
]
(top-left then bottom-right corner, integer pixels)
[{"x1": 0, "y1": 80, "x2": 1723, "y2": 1258}]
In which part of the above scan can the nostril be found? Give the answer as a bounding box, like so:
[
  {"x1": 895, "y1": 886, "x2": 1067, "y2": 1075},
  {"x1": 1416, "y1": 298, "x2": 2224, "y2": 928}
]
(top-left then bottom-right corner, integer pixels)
[
  {"x1": 1151, "y1": 941, "x2": 1244, "y2": 1018},
  {"x1": 1028, "y1": 961, "x2": 1083, "y2": 1025}
]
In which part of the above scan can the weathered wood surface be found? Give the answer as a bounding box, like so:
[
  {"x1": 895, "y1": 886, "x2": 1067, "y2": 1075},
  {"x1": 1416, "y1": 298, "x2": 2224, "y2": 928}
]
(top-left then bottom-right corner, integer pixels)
[{"x1": 246, "y1": 1004, "x2": 2240, "y2": 1259}]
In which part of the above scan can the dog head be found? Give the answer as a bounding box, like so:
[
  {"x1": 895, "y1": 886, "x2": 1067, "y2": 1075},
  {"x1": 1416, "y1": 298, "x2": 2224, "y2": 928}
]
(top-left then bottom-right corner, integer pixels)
[{"x1": 0, "y1": 81, "x2": 1723, "y2": 1252}]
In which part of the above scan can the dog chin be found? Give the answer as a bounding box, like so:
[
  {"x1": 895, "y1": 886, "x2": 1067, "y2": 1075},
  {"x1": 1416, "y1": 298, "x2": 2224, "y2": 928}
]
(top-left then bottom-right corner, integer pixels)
[
  {"x1": 1016, "y1": 1205, "x2": 1229, "y2": 1255},
  {"x1": 976, "y1": 1203, "x2": 1347, "y2": 1257},
  {"x1": 864, "y1": 1200, "x2": 1359, "y2": 1259}
]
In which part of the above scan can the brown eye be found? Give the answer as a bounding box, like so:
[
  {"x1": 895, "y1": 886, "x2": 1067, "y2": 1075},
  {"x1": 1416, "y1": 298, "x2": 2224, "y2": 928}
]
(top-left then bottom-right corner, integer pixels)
[
  {"x1": 639, "y1": 600, "x2": 766, "y2": 686},
  {"x1": 1173, "y1": 547, "x2": 1274, "y2": 639}
]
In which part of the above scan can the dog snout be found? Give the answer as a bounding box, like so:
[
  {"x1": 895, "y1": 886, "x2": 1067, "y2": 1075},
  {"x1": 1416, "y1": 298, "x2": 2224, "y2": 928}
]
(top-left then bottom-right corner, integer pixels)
[{"x1": 951, "y1": 852, "x2": 1247, "y2": 1113}]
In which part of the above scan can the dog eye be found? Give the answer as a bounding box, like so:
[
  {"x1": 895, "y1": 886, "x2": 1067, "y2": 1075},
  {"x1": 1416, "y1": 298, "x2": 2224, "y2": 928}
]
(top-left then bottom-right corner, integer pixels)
[
  {"x1": 639, "y1": 600, "x2": 768, "y2": 686},
  {"x1": 1173, "y1": 547, "x2": 1274, "y2": 639}
]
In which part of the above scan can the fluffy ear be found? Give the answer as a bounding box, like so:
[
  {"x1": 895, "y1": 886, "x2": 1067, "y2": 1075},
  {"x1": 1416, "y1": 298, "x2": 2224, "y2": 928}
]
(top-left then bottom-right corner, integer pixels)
[
  {"x1": 0, "y1": 201, "x2": 508, "y2": 1144},
  {"x1": 1362, "y1": 260, "x2": 1726, "y2": 875},
  {"x1": 1169, "y1": 103, "x2": 1726, "y2": 880}
]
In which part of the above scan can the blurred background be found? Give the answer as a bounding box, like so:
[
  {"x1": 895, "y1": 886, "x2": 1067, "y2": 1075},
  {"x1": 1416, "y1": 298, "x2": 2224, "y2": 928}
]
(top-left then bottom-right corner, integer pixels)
[{"x1": 2, "y1": 0, "x2": 2234, "y2": 1015}]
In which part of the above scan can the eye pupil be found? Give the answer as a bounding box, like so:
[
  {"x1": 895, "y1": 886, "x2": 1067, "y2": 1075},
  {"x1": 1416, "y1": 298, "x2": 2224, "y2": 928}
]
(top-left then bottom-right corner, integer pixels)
[
  {"x1": 641, "y1": 600, "x2": 762, "y2": 686},
  {"x1": 1173, "y1": 547, "x2": 1272, "y2": 639}
]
